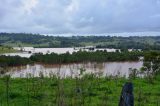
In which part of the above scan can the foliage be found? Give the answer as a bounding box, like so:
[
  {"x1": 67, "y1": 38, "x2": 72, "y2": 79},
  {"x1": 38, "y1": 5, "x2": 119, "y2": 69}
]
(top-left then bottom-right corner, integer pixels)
[
  {"x1": 0, "y1": 51, "x2": 143, "y2": 68},
  {"x1": 143, "y1": 51, "x2": 160, "y2": 75},
  {"x1": 141, "y1": 51, "x2": 160, "y2": 83},
  {"x1": 30, "y1": 51, "x2": 143, "y2": 64},
  {"x1": 1, "y1": 33, "x2": 160, "y2": 50},
  {"x1": 0, "y1": 55, "x2": 33, "y2": 67}
]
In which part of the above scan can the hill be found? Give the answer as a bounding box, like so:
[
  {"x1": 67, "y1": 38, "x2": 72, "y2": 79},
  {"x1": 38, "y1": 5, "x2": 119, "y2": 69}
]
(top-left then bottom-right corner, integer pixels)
[{"x1": 0, "y1": 33, "x2": 160, "y2": 50}]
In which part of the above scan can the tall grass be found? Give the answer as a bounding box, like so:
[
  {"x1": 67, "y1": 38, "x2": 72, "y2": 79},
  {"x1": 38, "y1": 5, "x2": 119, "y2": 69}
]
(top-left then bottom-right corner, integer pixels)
[{"x1": 0, "y1": 68, "x2": 160, "y2": 106}]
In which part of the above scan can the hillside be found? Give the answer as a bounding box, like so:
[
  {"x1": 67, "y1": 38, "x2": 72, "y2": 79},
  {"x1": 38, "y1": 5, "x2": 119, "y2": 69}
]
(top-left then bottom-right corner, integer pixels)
[{"x1": 0, "y1": 33, "x2": 160, "y2": 50}]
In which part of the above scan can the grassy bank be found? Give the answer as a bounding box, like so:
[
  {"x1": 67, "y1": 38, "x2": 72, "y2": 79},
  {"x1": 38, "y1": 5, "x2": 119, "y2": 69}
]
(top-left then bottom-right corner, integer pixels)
[
  {"x1": 0, "y1": 75, "x2": 160, "y2": 106},
  {"x1": 0, "y1": 46, "x2": 17, "y2": 54}
]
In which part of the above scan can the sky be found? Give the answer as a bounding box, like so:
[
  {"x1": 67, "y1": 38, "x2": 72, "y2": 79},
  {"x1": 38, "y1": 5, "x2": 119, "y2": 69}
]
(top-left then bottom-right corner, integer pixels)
[{"x1": 0, "y1": 0, "x2": 160, "y2": 35}]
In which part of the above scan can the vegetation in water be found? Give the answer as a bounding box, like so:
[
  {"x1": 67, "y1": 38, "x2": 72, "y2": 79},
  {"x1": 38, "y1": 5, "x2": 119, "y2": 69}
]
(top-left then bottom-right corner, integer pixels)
[
  {"x1": 0, "y1": 50, "x2": 143, "y2": 68},
  {"x1": 0, "y1": 44, "x2": 160, "y2": 105},
  {"x1": 30, "y1": 50, "x2": 143, "y2": 64},
  {"x1": 0, "y1": 56, "x2": 32, "y2": 67}
]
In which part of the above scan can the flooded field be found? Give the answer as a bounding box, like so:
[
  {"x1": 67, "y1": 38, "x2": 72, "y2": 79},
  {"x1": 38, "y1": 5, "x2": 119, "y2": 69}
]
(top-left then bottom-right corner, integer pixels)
[
  {"x1": 6, "y1": 61, "x2": 143, "y2": 78},
  {"x1": 2, "y1": 47, "x2": 119, "y2": 58},
  {"x1": 1, "y1": 47, "x2": 143, "y2": 78}
]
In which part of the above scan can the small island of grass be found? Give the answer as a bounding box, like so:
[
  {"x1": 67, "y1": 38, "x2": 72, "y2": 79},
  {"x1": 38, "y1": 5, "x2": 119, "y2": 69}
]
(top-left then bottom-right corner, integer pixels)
[{"x1": 0, "y1": 46, "x2": 17, "y2": 54}]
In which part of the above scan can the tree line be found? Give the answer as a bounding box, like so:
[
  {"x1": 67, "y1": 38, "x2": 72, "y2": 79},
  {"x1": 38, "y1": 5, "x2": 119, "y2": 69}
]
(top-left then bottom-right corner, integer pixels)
[
  {"x1": 30, "y1": 50, "x2": 143, "y2": 64},
  {"x1": 0, "y1": 51, "x2": 143, "y2": 67},
  {"x1": 0, "y1": 56, "x2": 32, "y2": 67},
  {"x1": 1, "y1": 33, "x2": 160, "y2": 50}
]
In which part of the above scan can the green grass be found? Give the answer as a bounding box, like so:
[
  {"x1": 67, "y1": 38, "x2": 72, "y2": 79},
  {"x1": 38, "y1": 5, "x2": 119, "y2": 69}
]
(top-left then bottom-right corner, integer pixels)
[
  {"x1": 0, "y1": 75, "x2": 160, "y2": 106},
  {"x1": 0, "y1": 46, "x2": 17, "y2": 54}
]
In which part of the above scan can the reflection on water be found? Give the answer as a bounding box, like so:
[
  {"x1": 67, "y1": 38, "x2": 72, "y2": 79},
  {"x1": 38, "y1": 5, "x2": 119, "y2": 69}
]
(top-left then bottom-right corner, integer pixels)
[
  {"x1": 2, "y1": 47, "x2": 119, "y2": 58},
  {"x1": 6, "y1": 61, "x2": 143, "y2": 78},
  {"x1": 3, "y1": 52, "x2": 32, "y2": 58}
]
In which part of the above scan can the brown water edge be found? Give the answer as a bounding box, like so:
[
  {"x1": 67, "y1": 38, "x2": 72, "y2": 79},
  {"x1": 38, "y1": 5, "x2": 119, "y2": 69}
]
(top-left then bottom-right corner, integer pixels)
[
  {"x1": 36, "y1": 60, "x2": 141, "y2": 67},
  {"x1": 4, "y1": 61, "x2": 143, "y2": 78},
  {"x1": 1, "y1": 60, "x2": 141, "y2": 72}
]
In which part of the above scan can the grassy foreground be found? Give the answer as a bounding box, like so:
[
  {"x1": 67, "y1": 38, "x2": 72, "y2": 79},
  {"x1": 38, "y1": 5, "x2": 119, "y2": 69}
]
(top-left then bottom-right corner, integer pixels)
[{"x1": 0, "y1": 75, "x2": 160, "y2": 106}]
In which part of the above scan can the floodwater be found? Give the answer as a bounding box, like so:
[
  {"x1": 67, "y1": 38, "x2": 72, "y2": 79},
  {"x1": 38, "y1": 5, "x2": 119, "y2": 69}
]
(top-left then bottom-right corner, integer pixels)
[
  {"x1": 6, "y1": 61, "x2": 143, "y2": 78},
  {"x1": 1, "y1": 47, "x2": 143, "y2": 78},
  {"x1": 2, "y1": 47, "x2": 119, "y2": 58}
]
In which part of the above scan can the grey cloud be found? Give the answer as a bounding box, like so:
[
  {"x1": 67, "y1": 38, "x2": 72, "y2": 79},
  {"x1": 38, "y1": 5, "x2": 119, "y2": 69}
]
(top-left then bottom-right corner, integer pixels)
[{"x1": 0, "y1": 0, "x2": 160, "y2": 34}]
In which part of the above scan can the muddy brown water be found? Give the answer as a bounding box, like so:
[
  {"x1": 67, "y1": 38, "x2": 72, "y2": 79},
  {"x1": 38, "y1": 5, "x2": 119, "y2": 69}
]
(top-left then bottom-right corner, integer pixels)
[{"x1": 5, "y1": 61, "x2": 143, "y2": 78}]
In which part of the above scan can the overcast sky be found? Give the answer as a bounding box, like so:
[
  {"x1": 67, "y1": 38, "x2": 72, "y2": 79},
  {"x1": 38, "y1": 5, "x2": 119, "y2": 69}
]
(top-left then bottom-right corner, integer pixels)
[{"x1": 0, "y1": 0, "x2": 160, "y2": 35}]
